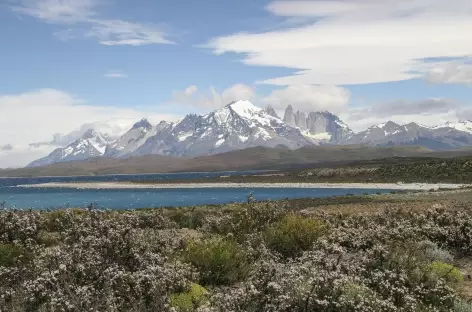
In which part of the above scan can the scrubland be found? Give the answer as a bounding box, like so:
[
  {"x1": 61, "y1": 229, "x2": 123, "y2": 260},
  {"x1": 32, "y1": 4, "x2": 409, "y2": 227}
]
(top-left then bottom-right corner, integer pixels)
[{"x1": 3, "y1": 189, "x2": 472, "y2": 311}]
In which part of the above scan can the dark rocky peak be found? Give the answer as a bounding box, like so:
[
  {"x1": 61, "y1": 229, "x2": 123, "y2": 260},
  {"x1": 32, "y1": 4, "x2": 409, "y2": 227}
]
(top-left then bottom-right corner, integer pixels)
[{"x1": 132, "y1": 118, "x2": 152, "y2": 130}]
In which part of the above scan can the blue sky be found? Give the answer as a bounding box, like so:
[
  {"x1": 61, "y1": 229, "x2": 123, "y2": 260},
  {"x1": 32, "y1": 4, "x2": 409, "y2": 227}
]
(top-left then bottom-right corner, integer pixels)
[
  {"x1": 1, "y1": 0, "x2": 472, "y2": 167},
  {"x1": 1, "y1": 0, "x2": 291, "y2": 112}
]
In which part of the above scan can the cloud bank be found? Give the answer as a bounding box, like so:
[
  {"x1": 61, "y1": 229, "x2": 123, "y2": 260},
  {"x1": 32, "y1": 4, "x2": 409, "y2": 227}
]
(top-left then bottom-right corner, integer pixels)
[
  {"x1": 12, "y1": 0, "x2": 173, "y2": 46},
  {"x1": 205, "y1": 0, "x2": 472, "y2": 86},
  {"x1": 341, "y1": 98, "x2": 469, "y2": 132},
  {"x1": 171, "y1": 84, "x2": 256, "y2": 110},
  {"x1": 0, "y1": 88, "x2": 179, "y2": 167}
]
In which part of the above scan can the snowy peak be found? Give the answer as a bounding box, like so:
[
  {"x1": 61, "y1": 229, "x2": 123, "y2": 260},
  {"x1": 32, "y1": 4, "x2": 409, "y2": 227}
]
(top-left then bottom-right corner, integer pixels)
[
  {"x1": 226, "y1": 100, "x2": 264, "y2": 118},
  {"x1": 28, "y1": 129, "x2": 112, "y2": 167},
  {"x1": 82, "y1": 129, "x2": 99, "y2": 139},
  {"x1": 433, "y1": 120, "x2": 472, "y2": 134},
  {"x1": 131, "y1": 118, "x2": 153, "y2": 131},
  {"x1": 104, "y1": 118, "x2": 160, "y2": 157},
  {"x1": 265, "y1": 105, "x2": 279, "y2": 119},
  {"x1": 132, "y1": 100, "x2": 313, "y2": 157},
  {"x1": 350, "y1": 119, "x2": 472, "y2": 150},
  {"x1": 372, "y1": 121, "x2": 402, "y2": 136},
  {"x1": 282, "y1": 105, "x2": 353, "y2": 142},
  {"x1": 377, "y1": 121, "x2": 400, "y2": 129}
]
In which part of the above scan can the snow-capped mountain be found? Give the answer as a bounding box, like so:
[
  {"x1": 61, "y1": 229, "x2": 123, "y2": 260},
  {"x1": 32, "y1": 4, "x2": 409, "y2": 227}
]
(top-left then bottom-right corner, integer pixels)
[
  {"x1": 283, "y1": 105, "x2": 353, "y2": 142},
  {"x1": 348, "y1": 121, "x2": 404, "y2": 144},
  {"x1": 432, "y1": 120, "x2": 472, "y2": 135},
  {"x1": 265, "y1": 105, "x2": 279, "y2": 119},
  {"x1": 132, "y1": 100, "x2": 313, "y2": 157},
  {"x1": 104, "y1": 118, "x2": 157, "y2": 157},
  {"x1": 28, "y1": 118, "x2": 143, "y2": 150},
  {"x1": 349, "y1": 121, "x2": 472, "y2": 150},
  {"x1": 25, "y1": 99, "x2": 472, "y2": 168},
  {"x1": 28, "y1": 129, "x2": 113, "y2": 167}
]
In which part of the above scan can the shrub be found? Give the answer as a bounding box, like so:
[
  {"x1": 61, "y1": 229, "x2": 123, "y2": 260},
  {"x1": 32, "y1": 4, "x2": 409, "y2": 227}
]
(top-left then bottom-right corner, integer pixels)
[
  {"x1": 37, "y1": 230, "x2": 61, "y2": 247},
  {"x1": 0, "y1": 244, "x2": 29, "y2": 267},
  {"x1": 168, "y1": 209, "x2": 205, "y2": 229},
  {"x1": 206, "y1": 201, "x2": 286, "y2": 239},
  {"x1": 339, "y1": 282, "x2": 384, "y2": 310},
  {"x1": 184, "y1": 236, "x2": 250, "y2": 286},
  {"x1": 264, "y1": 215, "x2": 326, "y2": 258},
  {"x1": 41, "y1": 209, "x2": 85, "y2": 232},
  {"x1": 417, "y1": 240, "x2": 454, "y2": 263},
  {"x1": 454, "y1": 299, "x2": 472, "y2": 312},
  {"x1": 170, "y1": 283, "x2": 208, "y2": 311},
  {"x1": 428, "y1": 261, "x2": 464, "y2": 289}
]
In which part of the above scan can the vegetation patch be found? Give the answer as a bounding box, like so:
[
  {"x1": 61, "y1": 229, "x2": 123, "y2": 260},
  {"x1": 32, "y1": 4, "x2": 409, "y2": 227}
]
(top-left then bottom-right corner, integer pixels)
[
  {"x1": 0, "y1": 244, "x2": 30, "y2": 267},
  {"x1": 428, "y1": 261, "x2": 464, "y2": 289},
  {"x1": 2, "y1": 190, "x2": 472, "y2": 311},
  {"x1": 184, "y1": 236, "x2": 250, "y2": 286},
  {"x1": 170, "y1": 283, "x2": 208, "y2": 311},
  {"x1": 264, "y1": 214, "x2": 327, "y2": 258}
]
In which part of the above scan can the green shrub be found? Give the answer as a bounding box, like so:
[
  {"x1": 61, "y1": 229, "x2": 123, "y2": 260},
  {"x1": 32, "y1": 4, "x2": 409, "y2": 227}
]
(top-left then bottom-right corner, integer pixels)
[
  {"x1": 428, "y1": 261, "x2": 463, "y2": 289},
  {"x1": 170, "y1": 283, "x2": 208, "y2": 311},
  {"x1": 169, "y1": 209, "x2": 204, "y2": 229},
  {"x1": 37, "y1": 230, "x2": 61, "y2": 247},
  {"x1": 230, "y1": 202, "x2": 286, "y2": 237},
  {"x1": 205, "y1": 201, "x2": 286, "y2": 239},
  {"x1": 41, "y1": 209, "x2": 85, "y2": 231},
  {"x1": 184, "y1": 236, "x2": 250, "y2": 286},
  {"x1": 263, "y1": 215, "x2": 326, "y2": 258},
  {"x1": 0, "y1": 244, "x2": 29, "y2": 267}
]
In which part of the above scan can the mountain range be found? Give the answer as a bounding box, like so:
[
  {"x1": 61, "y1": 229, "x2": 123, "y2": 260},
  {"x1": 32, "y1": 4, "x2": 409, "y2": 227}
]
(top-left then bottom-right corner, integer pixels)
[{"x1": 27, "y1": 100, "x2": 472, "y2": 168}]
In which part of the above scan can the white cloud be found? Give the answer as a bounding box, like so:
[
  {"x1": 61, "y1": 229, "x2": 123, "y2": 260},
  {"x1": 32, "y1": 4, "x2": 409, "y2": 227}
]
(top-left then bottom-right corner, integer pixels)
[
  {"x1": 104, "y1": 70, "x2": 127, "y2": 78},
  {"x1": 12, "y1": 0, "x2": 173, "y2": 46},
  {"x1": 85, "y1": 19, "x2": 172, "y2": 46},
  {"x1": 424, "y1": 61, "x2": 472, "y2": 86},
  {"x1": 171, "y1": 84, "x2": 256, "y2": 110},
  {"x1": 0, "y1": 145, "x2": 58, "y2": 169},
  {"x1": 0, "y1": 89, "x2": 180, "y2": 168},
  {"x1": 458, "y1": 108, "x2": 472, "y2": 121},
  {"x1": 261, "y1": 85, "x2": 350, "y2": 113},
  {"x1": 12, "y1": 0, "x2": 98, "y2": 22},
  {"x1": 205, "y1": 0, "x2": 472, "y2": 85},
  {"x1": 183, "y1": 85, "x2": 197, "y2": 96}
]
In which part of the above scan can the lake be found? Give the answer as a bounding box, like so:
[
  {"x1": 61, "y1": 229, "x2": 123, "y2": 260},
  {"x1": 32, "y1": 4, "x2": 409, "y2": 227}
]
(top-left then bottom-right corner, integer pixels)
[{"x1": 0, "y1": 171, "x2": 394, "y2": 210}]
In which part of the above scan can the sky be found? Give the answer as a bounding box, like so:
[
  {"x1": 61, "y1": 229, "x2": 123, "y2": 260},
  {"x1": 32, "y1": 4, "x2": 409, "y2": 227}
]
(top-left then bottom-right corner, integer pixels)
[{"x1": 1, "y1": 0, "x2": 472, "y2": 167}]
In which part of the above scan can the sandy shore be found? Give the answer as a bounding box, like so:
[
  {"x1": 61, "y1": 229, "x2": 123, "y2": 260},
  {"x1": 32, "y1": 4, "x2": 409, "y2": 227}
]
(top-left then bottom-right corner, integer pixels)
[{"x1": 16, "y1": 182, "x2": 469, "y2": 190}]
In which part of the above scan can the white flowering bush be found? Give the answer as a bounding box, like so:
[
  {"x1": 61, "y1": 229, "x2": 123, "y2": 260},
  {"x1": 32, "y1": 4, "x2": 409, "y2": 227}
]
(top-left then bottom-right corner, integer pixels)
[
  {"x1": 0, "y1": 209, "x2": 195, "y2": 311},
  {"x1": 1, "y1": 201, "x2": 472, "y2": 311}
]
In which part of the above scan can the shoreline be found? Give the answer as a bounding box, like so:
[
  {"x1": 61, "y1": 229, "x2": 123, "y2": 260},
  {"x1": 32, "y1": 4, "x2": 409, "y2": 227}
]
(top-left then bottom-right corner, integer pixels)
[
  {"x1": 16, "y1": 182, "x2": 469, "y2": 190},
  {"x1": 0, "y1": 169, "x2": 275, "y2": 179}
]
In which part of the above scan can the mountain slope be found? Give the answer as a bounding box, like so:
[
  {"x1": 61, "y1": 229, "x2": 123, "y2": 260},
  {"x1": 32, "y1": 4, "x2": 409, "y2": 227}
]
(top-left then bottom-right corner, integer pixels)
[
  {"x1": 104, "y1": 119, "x2": 158, "y2": 157},
  {"x1": 283, "y1": 105, "x2": 354, "y2": 142},
  {"x1": 432, "y1": 120, "x2": 472, "y2": 134},
  {"x1": 349, "y1": 121, "x2": 472, "y2": 150},
  {"x1": 2, "y1": 145, "x2": 446, "y2": 177},
  {"x1": 265, "y1": 105, "x2": 279, "y2": 119},
  {"x1": 24, "y1": 99, "x2": 472, "y2": 168},
  {"x1": 133, "y1": 100, "x2": 314, "y2": 157},
  {"x1": 28, "y1": 130, "x2": 112, "y2": 167}
]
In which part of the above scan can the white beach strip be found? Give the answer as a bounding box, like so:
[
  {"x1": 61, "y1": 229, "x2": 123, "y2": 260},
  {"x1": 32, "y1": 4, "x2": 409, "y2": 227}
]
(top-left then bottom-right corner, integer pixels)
[{"x1": 15, "y1": 182, "x2": 469, "y2": 190}]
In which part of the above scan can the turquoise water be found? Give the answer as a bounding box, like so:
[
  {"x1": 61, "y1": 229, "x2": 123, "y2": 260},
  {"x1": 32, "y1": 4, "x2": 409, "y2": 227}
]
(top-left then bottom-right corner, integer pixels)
[{"x1": 0, "y1": 171, "x2": 394, "y2": 210}]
